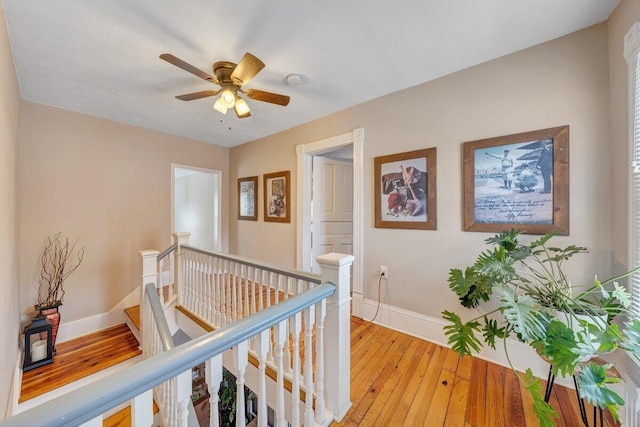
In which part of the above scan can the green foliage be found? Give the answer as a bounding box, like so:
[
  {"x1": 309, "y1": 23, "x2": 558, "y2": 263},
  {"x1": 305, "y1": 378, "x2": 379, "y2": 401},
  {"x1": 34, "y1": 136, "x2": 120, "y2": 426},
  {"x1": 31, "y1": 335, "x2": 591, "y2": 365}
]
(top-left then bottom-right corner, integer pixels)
[
  {"x1": 442, "y1": 230, "x2": 640, "y2": 426},
  {"x1": 219, "y1": 370, "x2": 237, "y2": 427},
  {"x1": 523, "y1": 369, "x2": 558, "y2": 427},
  {"x1": 442, "y1": 310, "x2": 482, "y2": 357},
  {"x1": 483, "y1": 316, "x2": 508, "y2": 349},
  {"x1": 577, "y1": 363, "x2": 623, "y2": 421}
]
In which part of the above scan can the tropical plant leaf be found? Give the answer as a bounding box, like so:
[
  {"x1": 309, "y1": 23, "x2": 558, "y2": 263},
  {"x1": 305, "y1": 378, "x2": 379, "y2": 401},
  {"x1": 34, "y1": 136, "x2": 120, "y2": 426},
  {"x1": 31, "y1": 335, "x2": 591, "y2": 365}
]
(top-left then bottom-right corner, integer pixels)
[
  {"x1": 448, "y1": 267, "x2": 474, "y2": 297},
  {"x1": 475, "y1": 247, "x2": 516, "y2": 278},
  {"x1": 623, "y1": 319, "x2": 640, "y2": 358},
  {"x1": 529, "y1": 232, "x2": 556, "y2": 249},
  {"x1": 611, "y1": 282, "x2": 631, "y2": 308},
  {"x1": 442, "y1": 310, "x2": 482, "y2": 357},
  {"x1": 497, "y1": 285, "x2": 548, "y2": 341},
  {"x1": 541, "y1": 320, "x2": 579, "y2": 377},
  {"x1": 483, "y1": 316, "x2": 508, "y2": 350},
  {"x1": 523, "y1": 368, "x2": 558, "y2": 427},
  {"x1": 577, "y1": 363, "x2": 623, "y2": 421},
  {"x1": 447, "y1": 266, "x2": 495, "y2": 308},
  {"x1": 484, "y1": 229, "x2": 521, "y2": 250}
]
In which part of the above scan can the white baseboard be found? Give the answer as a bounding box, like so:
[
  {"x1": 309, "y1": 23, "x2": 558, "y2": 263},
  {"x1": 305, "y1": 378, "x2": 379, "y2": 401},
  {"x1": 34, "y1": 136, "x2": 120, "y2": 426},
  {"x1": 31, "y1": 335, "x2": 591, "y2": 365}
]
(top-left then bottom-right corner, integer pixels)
[
  {"x1": 356, "y1": 294, "x2": 574, "y2": 388},
  {"x1": 6, "y1": 349, "x2": 22, "y2": 418},
  {"x1": 56, "y1": 288, "x2": 139, "y2": 344}
]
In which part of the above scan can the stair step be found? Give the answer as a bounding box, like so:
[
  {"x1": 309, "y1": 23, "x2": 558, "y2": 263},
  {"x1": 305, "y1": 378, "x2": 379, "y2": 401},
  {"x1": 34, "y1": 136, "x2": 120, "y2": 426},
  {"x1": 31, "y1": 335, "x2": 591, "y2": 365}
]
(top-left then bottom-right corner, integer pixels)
[
  {"x1": 19, "y1": 323, "x2": 141, "y2": 404},
  {"x1": 103, "y1": 400, "x2": 159, "y2": 427},
  {"x1": 124, "y1": 305, "x2": 141, "y2": 331}
]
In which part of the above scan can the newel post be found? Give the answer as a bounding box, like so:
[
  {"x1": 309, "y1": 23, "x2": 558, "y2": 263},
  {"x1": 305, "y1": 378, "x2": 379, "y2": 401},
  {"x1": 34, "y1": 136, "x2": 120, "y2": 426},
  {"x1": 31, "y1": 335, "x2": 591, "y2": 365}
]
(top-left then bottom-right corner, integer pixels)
[
  {"x1": 140, "y1": 249, "x2": 160, "y2": 356},
  {"x1": 317, "y1": 252, "x2": 354, "y2": 421},
  {"x1": 172, "y1": 232, "x2": 191, "y2": 306}
]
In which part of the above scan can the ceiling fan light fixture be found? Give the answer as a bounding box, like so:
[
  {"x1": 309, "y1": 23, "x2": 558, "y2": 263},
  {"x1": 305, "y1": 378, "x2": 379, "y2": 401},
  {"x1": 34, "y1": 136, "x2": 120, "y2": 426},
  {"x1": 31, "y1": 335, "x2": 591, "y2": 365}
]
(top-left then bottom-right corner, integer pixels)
[
  {"x1": 220, "y1": 89, "x2": 236, "y2": 108},
  {"x1": 234, "y1": 97, "x2": 251, "y2": 118},
  {"x1": 213, "y1": 97, "x2": 228, "y2": 114}
]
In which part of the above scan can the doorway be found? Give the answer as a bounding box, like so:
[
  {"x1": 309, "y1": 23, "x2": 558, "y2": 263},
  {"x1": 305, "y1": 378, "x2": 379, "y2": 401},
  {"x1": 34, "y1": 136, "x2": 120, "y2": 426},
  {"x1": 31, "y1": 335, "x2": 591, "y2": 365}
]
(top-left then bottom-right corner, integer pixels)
[
  {"x1": 296, "y1": 128, "x2": 365, "y2": 317},
  {"x1": 172, "y1": 165, "x2": 222, "y2": 252}
]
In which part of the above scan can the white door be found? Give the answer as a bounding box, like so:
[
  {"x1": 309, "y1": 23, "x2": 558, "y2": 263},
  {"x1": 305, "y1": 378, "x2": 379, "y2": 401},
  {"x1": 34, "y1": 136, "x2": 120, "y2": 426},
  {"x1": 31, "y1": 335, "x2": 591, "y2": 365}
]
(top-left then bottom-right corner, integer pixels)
[{"x1": 311, "y1": 156, "x2": 353, "y2": 273}]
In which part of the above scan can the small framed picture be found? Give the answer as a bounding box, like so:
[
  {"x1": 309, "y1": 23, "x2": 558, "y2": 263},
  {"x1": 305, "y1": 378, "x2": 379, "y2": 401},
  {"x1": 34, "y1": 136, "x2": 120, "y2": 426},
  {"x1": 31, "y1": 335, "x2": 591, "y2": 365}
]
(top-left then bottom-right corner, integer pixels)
[
  {"x1": 463, "y1": 125, "x2": 569, "y2": 235},
  {"x1": 237, "y1": 176, "x2": 258, "y2": 221},
  {"x1": 374, "y1": 148, "x2": 437, "y2": 230},
  {"x1": 264, "y1": 171, "x2": 290, "y2": 223}
]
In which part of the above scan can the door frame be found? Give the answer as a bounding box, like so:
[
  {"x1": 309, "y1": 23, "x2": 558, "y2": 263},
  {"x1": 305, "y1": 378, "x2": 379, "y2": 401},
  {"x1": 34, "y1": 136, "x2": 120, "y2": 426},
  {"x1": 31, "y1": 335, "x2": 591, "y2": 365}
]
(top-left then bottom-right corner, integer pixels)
[
  {"x1": 296, "y1": 128, "x2": 365, "y2": 317},
  {"x1": 171, "y1": 163, "x2": 223, "y2": 252}
]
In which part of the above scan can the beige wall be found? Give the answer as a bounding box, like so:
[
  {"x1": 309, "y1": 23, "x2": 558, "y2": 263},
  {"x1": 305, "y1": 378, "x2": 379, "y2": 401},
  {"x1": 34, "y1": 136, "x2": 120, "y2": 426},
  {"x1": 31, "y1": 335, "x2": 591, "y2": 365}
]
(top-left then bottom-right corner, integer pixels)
[
  {"x1": 231, "y1": 24, "x2": 612, "y2": 319},
  {"x1": 19, "y1": 102, "x2": 229, "y2": 323},
  {"x1": 0, "y1": 2, "x2": 21, "y2": 418}
]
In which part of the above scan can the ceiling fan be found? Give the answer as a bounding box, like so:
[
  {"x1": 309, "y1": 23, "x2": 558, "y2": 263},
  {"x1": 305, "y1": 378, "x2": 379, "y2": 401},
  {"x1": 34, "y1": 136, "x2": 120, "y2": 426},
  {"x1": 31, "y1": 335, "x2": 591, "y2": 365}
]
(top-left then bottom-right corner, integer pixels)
[{"x1": 160, "y1": 52, "x2": 290, "y2": 119}]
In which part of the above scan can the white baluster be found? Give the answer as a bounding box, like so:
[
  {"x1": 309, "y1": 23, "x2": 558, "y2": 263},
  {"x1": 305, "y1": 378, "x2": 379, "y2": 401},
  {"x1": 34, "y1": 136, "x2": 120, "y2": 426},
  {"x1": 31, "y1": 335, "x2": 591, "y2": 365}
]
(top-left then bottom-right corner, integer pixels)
[
  {"x1": 172, "y1": 232, "x2": 190, "y2": 307},
  {"x1": 274, "y1": 320, "x2": 287, "y2": 427},
  {"x1": 158, "y1": 257, "x2": 166, "y2": 306},
  {"x1": 233, "y1": 340, "x2": 249, "y2": 427},
  {"x1": 304, "y1": 305, "x2": 316, "y2": 426},
  {"x1": 244, "y1": 265, "x2": 250, "y2": 318},
  {"x1": 290, "y1": 312, "x2": 302, "y2": 427},
  {"x1": 132, "y1": 388, "x2": 153, "y2": 427},
  {"x1": 176, "y1": 369, "x2": 191, "y2": 427},
  {"x1": 259, "y1": 269, "x2": 266, "y2": 312},
  {"x1": 206, "y1": 354, "x2": 223, "y2": 427},
  {"x1": 225, "y1": 260, "x2": 231, "y2": 325},
  {"x1": 255, "y1": 329, "x2": 269, "y2": 427},
  {"x1": 251, "y1": 267, "x2": 258, "y2": 315},
  {"x1": 315, "y1": 299, "x2": 327, "y2": 424}
]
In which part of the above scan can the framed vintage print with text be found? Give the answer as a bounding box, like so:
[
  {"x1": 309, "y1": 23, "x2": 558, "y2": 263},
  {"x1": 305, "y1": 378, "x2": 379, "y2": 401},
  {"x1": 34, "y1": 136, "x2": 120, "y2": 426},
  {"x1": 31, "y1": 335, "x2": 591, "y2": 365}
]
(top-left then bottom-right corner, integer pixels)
[
  {"x1": 264, "y1": 171, "x2": 290, "y2": 223},
  {"x1": 237, "y1": 176, "x2": 258, "y2": 221},
  {"x1": 374, "y1": 148, "x2": 437, "y2": 230},
  {"x1": 463, "y1": 125, "x2": 569, "y2": 235}
]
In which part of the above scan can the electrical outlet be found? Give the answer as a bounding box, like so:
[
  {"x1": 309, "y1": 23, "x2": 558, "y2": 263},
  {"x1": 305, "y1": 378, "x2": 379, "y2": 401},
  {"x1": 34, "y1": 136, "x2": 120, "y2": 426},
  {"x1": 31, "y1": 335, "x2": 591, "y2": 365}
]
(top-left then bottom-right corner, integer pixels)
[{"x1": 379, "y1": 265, "x2": 388, "y2": 278}]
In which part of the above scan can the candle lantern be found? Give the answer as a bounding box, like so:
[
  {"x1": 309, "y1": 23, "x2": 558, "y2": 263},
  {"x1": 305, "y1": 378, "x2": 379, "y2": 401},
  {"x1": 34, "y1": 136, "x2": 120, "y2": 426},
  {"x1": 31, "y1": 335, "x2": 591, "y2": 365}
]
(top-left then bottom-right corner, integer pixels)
[{"x1": 23, "y1": 315, "x2": 54, "y2": 371}]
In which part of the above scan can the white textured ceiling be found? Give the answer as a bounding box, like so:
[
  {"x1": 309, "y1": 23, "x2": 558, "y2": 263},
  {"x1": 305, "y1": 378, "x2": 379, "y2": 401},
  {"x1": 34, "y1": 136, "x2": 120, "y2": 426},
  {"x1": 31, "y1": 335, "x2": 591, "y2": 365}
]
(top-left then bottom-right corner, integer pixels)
[{"x1": 2, "y1": 0, "x2": 619, "y2": 148}]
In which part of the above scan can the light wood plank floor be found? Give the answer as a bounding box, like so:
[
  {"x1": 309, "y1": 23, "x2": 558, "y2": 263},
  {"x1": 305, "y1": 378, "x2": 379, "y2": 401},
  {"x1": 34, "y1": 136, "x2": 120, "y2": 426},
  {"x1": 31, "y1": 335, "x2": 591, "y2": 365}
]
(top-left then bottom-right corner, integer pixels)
[
  {"x1": 333, "y1": 317, "x2": 618, "y2": 427},
  {"x1": 20, "y1": 323, "x2": 141, "y2": 403}
]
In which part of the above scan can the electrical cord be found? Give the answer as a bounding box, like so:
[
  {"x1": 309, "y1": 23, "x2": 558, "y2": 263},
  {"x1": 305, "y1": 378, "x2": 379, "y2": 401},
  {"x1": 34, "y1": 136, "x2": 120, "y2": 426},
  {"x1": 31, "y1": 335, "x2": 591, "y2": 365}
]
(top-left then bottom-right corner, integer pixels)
[{"x1": 364, "y1": 274, "x2": 383, "y2": 324}]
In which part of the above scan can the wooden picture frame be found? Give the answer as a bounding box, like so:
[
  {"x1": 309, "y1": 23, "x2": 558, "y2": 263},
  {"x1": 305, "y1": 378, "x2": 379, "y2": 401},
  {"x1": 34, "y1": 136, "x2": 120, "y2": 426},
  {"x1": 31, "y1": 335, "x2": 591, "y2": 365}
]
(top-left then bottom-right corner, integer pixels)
[
  {"x1": 264, "y1": 171, "x2": 290, "y2": 223},
  {"x1": 237, "y1": 176, "x2": 258, "y2": 221},
  {"x1": 463, "y1": 125, "x2": 569, "y2": 235},
  {"x1": 374, "y1": 148, "x2": 437, "y2": 230}
]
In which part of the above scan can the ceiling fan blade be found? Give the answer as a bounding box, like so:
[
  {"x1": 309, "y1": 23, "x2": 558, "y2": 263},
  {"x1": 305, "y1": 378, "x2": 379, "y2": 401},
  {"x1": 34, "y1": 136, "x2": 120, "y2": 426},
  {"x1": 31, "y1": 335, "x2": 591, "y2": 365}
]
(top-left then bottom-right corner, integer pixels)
[
  {"x1": 160, "y1": 53, "x2": 215, "y2": 82},
  {"x1": 230, "y1": 53, "x2": 265, "y2": 87},
  {"x1": 245, "y1": 89, "x2": 290, "y2": 106},
  {"x1": 175, "y1": 90, "x2": 219, "y2": 101}
]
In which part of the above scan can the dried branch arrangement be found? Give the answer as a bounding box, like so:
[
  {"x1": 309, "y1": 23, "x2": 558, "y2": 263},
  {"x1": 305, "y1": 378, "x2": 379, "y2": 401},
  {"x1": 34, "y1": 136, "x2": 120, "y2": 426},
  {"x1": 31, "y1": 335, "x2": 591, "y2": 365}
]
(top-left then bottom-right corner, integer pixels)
[{"x1": 37, "y1": 233, "x2": 85, "y2": 308}]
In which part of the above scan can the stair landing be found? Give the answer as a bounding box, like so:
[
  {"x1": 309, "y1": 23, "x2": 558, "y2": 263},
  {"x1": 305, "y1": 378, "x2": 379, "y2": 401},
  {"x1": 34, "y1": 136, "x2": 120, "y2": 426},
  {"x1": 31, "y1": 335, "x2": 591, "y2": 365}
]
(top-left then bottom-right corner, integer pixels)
[{"x1": 20, "y1": 323, "x2": 141, "y2": 403}]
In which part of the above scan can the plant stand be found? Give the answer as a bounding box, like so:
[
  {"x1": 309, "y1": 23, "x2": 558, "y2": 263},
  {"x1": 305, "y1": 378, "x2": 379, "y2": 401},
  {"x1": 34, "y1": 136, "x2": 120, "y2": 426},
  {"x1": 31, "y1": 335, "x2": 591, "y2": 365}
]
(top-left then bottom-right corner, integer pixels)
[{"x1": 541, "y1": 357, "x2": 619, "y2": 427}]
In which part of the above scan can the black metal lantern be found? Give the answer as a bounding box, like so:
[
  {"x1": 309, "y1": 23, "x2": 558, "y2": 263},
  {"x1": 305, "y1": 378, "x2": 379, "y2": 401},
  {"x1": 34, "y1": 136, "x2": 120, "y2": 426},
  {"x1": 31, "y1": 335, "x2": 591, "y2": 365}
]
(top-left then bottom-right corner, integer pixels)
[{"x1": 23, "y1": 315, "x2": 54, "y2": 371}]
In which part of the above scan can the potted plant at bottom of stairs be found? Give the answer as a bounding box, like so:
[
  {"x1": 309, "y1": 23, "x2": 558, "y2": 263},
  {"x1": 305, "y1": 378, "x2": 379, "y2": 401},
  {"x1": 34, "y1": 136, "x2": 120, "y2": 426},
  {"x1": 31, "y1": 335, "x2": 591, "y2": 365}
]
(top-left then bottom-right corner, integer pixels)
[
  {"x1": 441, "y1": 229, "x2": 640, "y2": 427},
  {"x1": 34, "y1": 232, "x2": 84, "y2": 353}
]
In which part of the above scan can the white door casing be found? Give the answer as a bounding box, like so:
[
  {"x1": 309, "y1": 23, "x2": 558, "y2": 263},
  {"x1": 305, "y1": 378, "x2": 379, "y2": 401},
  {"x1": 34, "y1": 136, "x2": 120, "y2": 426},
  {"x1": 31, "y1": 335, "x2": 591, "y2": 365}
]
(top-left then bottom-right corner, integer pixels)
[
  {"x1": 296, "y1": 128, "x2": 364, "y2": 318},
  {"x1": 311, "y1": 156, "x2": 354, "y2": 273}
]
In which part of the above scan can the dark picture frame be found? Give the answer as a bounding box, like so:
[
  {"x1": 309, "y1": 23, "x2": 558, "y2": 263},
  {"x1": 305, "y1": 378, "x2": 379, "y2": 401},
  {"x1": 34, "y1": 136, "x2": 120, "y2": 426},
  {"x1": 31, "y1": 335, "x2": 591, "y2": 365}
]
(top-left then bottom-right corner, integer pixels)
[
  {"x1": 237, "y1": 176, "x2": 258, "y2": 221},
  {"x1": 374, "y1": 148, "x2": 437, "y2": 230},
  {"x1": 463, "y1": 125, "x2": 569, "y2": 235},
  {"x1": 264, "y1": 171, "x2": 290, "y2": 223}
]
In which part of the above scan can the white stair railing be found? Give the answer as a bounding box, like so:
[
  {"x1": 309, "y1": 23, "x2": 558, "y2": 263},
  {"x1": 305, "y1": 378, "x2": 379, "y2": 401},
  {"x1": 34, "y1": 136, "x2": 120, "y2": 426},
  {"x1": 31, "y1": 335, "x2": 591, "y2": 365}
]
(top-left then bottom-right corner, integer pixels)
[{"x1": 171, "y1": 232, "x2": 353, "y2": 426}]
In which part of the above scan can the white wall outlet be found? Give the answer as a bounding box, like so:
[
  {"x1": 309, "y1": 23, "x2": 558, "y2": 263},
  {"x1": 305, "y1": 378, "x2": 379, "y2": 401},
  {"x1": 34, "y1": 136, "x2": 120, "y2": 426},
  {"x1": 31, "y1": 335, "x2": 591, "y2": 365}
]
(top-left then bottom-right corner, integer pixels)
[{"x1": 379, "y1": 265, "x2": 388, "y2": 278}]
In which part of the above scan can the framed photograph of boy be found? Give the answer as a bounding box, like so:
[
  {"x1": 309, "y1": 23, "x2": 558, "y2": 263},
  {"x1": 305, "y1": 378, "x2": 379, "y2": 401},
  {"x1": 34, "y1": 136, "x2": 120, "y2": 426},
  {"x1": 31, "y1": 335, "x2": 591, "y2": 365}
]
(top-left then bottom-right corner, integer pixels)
[
  {"x1": 237, "y1": 176, "x2": 258, "y2": 221},
  {"x1": 264, "y1": 170, "x2": 290, "y2": 223},
  {"x1": 463, "y1": 125, "x2": 569, "y2": 235},
  {"x1": 374, "y1": 148, "x2": 437, "y2": 230}
]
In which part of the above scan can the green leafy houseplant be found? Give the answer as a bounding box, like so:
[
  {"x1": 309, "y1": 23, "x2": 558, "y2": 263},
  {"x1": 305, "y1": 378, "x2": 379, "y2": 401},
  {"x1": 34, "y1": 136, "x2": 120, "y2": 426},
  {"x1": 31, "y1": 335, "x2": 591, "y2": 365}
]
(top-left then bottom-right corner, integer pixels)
[{"x1": 442, "y1": 230, "x2": 640, "y2": 427}]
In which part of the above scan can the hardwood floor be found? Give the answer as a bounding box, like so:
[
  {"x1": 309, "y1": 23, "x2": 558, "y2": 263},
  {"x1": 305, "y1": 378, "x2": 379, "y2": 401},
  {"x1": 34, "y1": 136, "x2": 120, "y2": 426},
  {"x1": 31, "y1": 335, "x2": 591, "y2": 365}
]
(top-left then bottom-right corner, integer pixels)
[
  {"x1": 19, "y1": 323, "x2": 141, "y2": 403},
  {"x1": 332, "y1": 317, "x2": 619, "y2": 427}
]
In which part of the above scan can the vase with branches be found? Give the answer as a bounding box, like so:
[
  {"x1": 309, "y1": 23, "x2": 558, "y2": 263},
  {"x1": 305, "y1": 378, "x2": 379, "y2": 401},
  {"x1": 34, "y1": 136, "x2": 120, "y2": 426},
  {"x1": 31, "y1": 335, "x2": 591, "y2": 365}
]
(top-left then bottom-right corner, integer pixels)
[
  {"x1": 35, "y1": 233, "x2": 84, "y2": 350},
  {"x1": 442, "y1": 229, "x2": 640, "y2": 426}
]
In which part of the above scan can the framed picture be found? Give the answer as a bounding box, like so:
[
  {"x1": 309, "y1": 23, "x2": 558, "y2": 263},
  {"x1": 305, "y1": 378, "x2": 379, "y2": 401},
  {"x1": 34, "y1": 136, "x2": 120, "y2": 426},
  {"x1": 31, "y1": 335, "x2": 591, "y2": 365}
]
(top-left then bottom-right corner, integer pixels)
[
  {"x1": 264, "y1": 171, "x2": 290, "y2": 223},
  {"x1": 237, "y1": 176, "x2": 258, "y2": 221},
  {"x1": 374, "y1": 148, "x2": 437, "y2": 230},
  {"x1": 463, "y1": 125, "x2": 569, "y2": 235}
]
